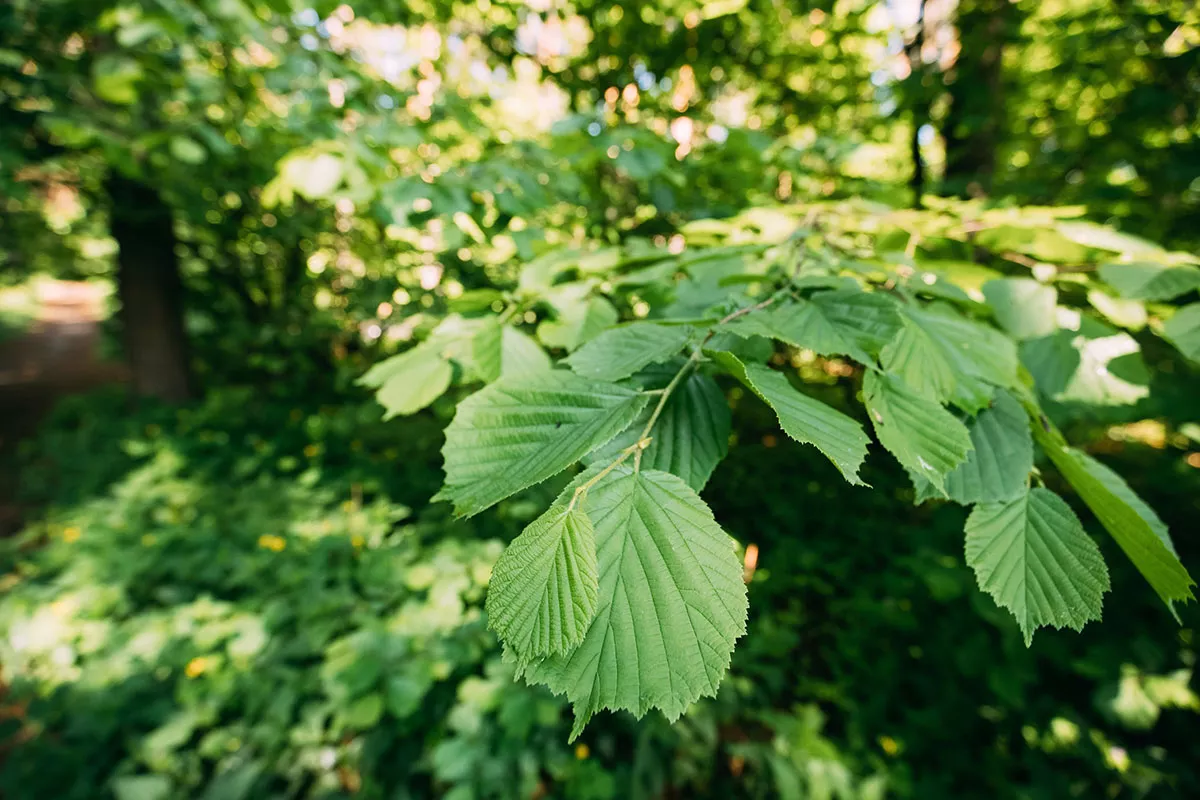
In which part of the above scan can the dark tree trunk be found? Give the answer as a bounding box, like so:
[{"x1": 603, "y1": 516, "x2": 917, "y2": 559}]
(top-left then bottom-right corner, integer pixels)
[
  {"x1": 906, "y1": 0, "x2": 927, "y2": 209},
  {"x1": 942, "y1": 0, "x2": 1016, "y2": 196},
  {"x1": 106, "y1": 174, "x2": 195, "y2": 402}
]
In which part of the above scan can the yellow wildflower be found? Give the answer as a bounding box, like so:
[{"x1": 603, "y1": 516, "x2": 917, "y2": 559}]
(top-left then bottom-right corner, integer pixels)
[
  {"x1": 62, "y1": 526, "x2": 81, "y2": 543},
  {"x1": 575, "y1": 744, "x2": 589, "y2": 760},
  {"x1": 258, "y1": 534, "x2": 286, "y2": 552},
  {"x1": 185, "y1": 657, "x2": 209, "y2": 678}
]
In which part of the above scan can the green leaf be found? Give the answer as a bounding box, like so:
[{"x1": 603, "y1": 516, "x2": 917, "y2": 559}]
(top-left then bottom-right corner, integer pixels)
[
  {"x1": 895, "y1": 304, "x2": 1019, "y2": 413},
  {"x1": 880, "y1": 320, "x2": 957, "y2": 404},
  {"x1": 1069, "y1": 451, "x2": 1177, "y2": 557},
  {"x1": 1033, "y1": 427, "x2": 1194, "y2": 610},
  {"x1": 487, "y1": 504, "x2": 599, "y2": 661},
  {"x1": 965, "y1": 488, "x2": 1110, "y2": 646},
  {"x1": 113, "y1": 776, "x2": 172, "y2": 800},
  {"x1": 723, "y1": 290, "x2": 901, "y2": 365},
  {"x1": 1163, "y1": 303, "x2": 1200, "y2": 363},
  {"x1": 436, "y1": 372, "x2": 649, "y2": 517},
  {"x1": 712, "y1": 352, "x2": 869, "y2": 485},
  {"x1": 1057, "y1": 221, "x2": 1163, "y2": 256},
  {"x1": 358, "y1": 342, "x2": 453, "y2": 418},
  {"x1": 565, "y1": 323, "x2": 692, "y2": 382},
  {"x1": 1099, "y1": 263, "x2": 1200, "y2": 302},
  {"x1": 944, "y1": 391, "x2": 1033, "y2": 504},
  {"x1": 863, "y1": 371, "x2": 972, "y2": 494},
  {"x1": 1021, "y1": 322, "x2": 1150, "y2": 409},
  {"x1": 471, "y1": 321, "x2": 551, "y2": 383},
  {"x1": 982, "y1": 279, "x2": 1057, "y2": 340},
  {"x1": 518, "y1": 467, "x2": 747, "y2": 740},
  {"x1": 1087, "y1": 290, "x2": 1147, "y2": 331},
  {"x1": 169, "y1": 136, "x2": 207, "y2": 165},
  {"x1": 537, "y1": 295, "x2": 620, "y2": 352},
  {"x1": 586, "y1": 371, "x2": 730, "y2": 491}
]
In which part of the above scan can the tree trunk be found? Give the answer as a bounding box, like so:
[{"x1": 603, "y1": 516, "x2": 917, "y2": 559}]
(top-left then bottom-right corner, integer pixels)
[
  {"x1": 106, "y1": 174, "x2": 195, "y2": 402},
  {"x1": 906, "y1": 0, "x2": 927, "y2": 209},
  {"x1": 941, "y1": 0, "x2": 1015, "y2": 196}
]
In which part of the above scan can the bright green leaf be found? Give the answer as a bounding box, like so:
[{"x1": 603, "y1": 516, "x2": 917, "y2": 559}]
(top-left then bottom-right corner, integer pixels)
[
  {"x1": 1163, "y1": 303, "x2": 1200, "y2": 363},
  {"x1": 358, "y1": 342, "x2": 453, "y2": 418},
  {"x1": 1099, "y1": 263, "x2": 1200, "y2": 302},
  {"x1": 723, "y1": 290, "x2": 901, "y2": 365},
  {"x1": 487, "y1": 504, "x2": 599, "y2": 661},
  {"x1": 965, "y1": 488, "x2": 1110, "y2": 646},
  {"x1": 1033, "y1": 427, "x2": 1195, "y2": 610},
  {"x1": 518, "y1": 467, "x2": 747, "y2": 740},
  {"x1": 863, "y1": 371, "x2": 972, "y2": 494},
  {"x1": 436, "y1": 372, "x2": 649, "y2": 517},
  {"x1": 537, "y1": 295, "x2": 619, "y2": 352},
  {"x1": 982, "y1": 278, "x2": 1057, "y2": 340},
  {"x1": 565, "y1": 323, "x2": 692, "y2": 382}
]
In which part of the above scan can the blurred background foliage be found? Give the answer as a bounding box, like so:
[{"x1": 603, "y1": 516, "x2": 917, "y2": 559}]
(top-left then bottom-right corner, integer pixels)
[{"x1": 1, "y1": 0, "x2": 1199, "y2": 798}]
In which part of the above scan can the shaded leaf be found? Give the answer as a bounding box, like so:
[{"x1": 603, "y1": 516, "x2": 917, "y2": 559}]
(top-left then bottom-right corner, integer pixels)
[
  {"x1": 965, "y1": 488, "x2": 1110, "y2": 646},
  {"x1": 863, "y1": 371, "x2": 972, "y2": 494},
  {"x1": 712, "y1": 352, "x2": 869, "y2": 485},
  {"x1": 982, "y1": 278, "x2": 1058, "y2": 340}
]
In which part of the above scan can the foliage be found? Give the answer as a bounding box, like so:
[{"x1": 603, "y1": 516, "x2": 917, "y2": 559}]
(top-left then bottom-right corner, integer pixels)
[{"x1": 364, "y1": 198, "x2": 1199, "y2": 737}]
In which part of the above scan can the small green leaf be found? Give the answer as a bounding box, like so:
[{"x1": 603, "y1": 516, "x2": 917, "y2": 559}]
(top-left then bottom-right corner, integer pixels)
[
  {"x1": 358, "y1": 342, "x2": 453, "y2": 418},
  {"x1": 1087, "y1": 290, "x2": 1147, "y2": 331},
  {"x1": 1033, "y1": 426, "x2": 1195, "y2": 610},
  {"x1": 982, "y1": 278, "x2": 1057, "y2": 340},
  {"x1": 586, "y1": 371, "x2": 730, "y2": 491},
  {"x1": 565, "y1": 323, "x2": 692, "y2": 382},
  {"x1": 487, "y1": 504, "x2": 599, "y2": 661},
  {"x1": 965, "y1": 488, "x2": 1110, "y2": 646},
  {"x1": 436, "y1": 372, "x2": 649, "y2": 517},
  {"x1": 713, "y1": 352, "x2": 869, "y2": 485},
  {"x1": 1163, "y1": 303, "x2": 1200, "y2": 363},
  {"x1": 1099, "y1": 263, "x2": 1200, "y2": 302},
  {"x1": 723, "y1": 290, "x2": 901, "y2": 365},
  {"x1": 863, "y1": 371, "x2": 972, "y2": 494},
  {"x1": 518, "y1": 467, "x2": 747, "y2": 741},
  {"x1": 169, "y1": 136, "x2": 206, "y2": 165}
]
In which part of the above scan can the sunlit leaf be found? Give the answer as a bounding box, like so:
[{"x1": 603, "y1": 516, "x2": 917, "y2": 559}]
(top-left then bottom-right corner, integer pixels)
[{"x1": 436, "y1": 372, "x2": 649, "y2": 517}]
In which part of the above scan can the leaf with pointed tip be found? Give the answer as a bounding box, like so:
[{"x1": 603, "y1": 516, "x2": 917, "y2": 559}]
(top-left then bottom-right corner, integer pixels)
[
  {"x1": 358, "y1": 341, "x2": 453, "y2": 418},
  {"x1": 863, "y1": 371, "x2": 972, "y2": 494},
  {"x1": 1099, "y1": 263, "x2": 1200, "y2": 302},
  {"x1": 487, "y1": 504, "x2": 599, "y2": 661},
  {"x1": 518, "y1": 467, "x2": 747, "y2": 741},
  {"x1": 712, "y1": 352, "x2": 869, "y2": 485},
  {"x1": 722, "y1": 290, "x2": 901, "y2": 365},
  {"x1": 982, "y1": 278, "x2": 1058, "y2": 340},
  {"x1": 965, "y1": 488, "x2": 1110, "y2": 646},
  {"x1": 436, "y1": 372, "x2": 649, "y2": 517},
  {"x1": 1033, "y1": 426, "x2": 1195, "y2": 610},
  {"x1": 1164, "y1": 303, "x2": 1200, "y2": 364},
  {"x1": 565, "y1": 323, "x2": 692, "y2": 382},
  {"x1": 586, "y1": 372, "x2": 730, "y2": 491}
]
